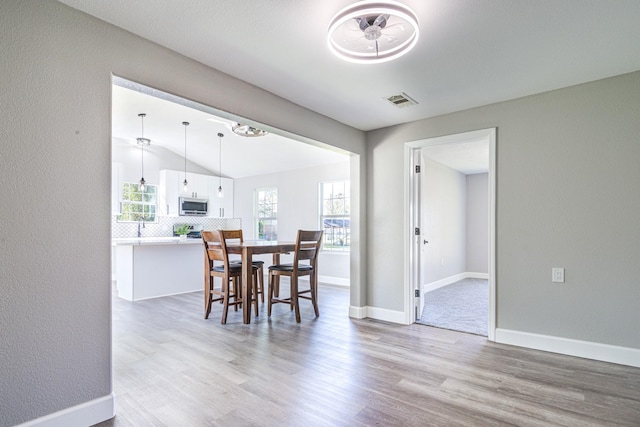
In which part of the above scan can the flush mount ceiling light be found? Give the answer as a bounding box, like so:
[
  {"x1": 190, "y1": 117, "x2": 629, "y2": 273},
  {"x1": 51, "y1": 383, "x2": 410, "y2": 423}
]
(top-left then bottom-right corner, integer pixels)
[
  {"x1": 232, "y1": 123, "x2": 268, "y2": 137},
  {"x1": 328, "y1": 0, "x2": 419, "y2": 64}
]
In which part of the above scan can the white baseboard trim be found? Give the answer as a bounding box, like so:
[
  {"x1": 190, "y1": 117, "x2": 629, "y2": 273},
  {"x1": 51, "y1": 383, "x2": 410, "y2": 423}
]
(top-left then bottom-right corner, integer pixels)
[
  {"x1": 16, "y1": 393, "x2": 115, "y2": 427},
  {"x1": 423, "y1": 272, "x2": 488, "y2": 293},
  {"x1": 349, "y1": 305, "x2": 367, "y2": 319},
  {"x1": 349, "y1": 306, "x2": 409, "y2": 325},
  {"x1": 318, "y1": 275, "x2": 350, "y2": 287},
  {"x1": 495, "y1": 329, "x2": 640, "y2": 368}
]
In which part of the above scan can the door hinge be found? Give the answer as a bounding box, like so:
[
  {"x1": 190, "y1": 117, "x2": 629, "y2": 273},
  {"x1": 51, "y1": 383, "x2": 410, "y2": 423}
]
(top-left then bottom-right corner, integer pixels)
[
  {"x1": 415, "y1": 165, "x2": 421, "y2": 173},
  {"x1": 415, "y1": 289, "x2": 420, "y2": 298},
  {"x1": 414, "y1": 227, "x2": 420, "y2": 235}
]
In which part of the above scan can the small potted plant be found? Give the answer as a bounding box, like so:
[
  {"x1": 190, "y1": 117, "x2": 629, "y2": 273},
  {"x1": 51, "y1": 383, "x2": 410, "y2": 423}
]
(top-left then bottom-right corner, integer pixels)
[{"x1": 175, "y1": 224, "x2": 190, "y2": 240}]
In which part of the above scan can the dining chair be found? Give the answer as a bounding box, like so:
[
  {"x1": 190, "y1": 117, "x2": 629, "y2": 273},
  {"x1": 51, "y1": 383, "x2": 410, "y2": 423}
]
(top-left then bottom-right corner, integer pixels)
[
  {"x1": 268, "y1": 230, "x2": 323, "y2": 322},
  {"x1": 220, "y1": 229, "x2": 265, "y2": 303},
  {"x1": 202, "y1": 230, "x2": 259, "y2": 324}
]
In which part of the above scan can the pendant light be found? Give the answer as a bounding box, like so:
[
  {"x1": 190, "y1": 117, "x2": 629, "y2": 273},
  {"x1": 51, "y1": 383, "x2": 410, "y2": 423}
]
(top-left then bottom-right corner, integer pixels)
[
  {"x1": 182, "y1": 121, "x2": 189, "y2": 192},
  {"x1": 217, "y1": 132, "x2": 224, "y2": 198},
  {"x1": 136, "y1": 113, "x2": 151, "y2": 191}
]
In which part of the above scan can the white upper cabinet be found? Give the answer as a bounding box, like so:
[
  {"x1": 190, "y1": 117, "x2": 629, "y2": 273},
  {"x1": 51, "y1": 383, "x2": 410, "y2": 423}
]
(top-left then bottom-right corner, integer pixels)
[
  {"x1": 159, "y1": 169, "x2": 233, "y2": 218},
  {"x1": 208, "y1": 177, "x2": 234, "y2": 218},
  {"x1": 180, "y1": 172, "x2": 209, "y2": 199}
]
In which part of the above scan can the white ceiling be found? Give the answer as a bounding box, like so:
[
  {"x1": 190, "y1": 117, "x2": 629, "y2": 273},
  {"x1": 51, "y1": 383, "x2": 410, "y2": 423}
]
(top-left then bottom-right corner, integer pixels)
[
  {"x1": 112, "y1": 83, "x2": 349, "y2": 178},
  {"x1": 60, "y1": 0, "x2": 640, "y2": 176}
]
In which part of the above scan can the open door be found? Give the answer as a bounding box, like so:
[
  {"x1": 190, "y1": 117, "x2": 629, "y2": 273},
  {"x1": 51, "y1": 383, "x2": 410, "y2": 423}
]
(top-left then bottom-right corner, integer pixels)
[{"x1": 406, "y1": 128, "x2": 496, "y2": 340}]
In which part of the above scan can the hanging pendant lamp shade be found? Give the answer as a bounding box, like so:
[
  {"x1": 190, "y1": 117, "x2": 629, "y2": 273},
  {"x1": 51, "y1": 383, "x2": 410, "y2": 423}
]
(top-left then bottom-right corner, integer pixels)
[
  {"x1": 217, "y1": 132, "x2": 224, "y2": 198},
  {"x1": 136, "y1": 113, "x2": 151, "y2": 191},
  {"x1": 182, "y1": 121, "x2": 190, "y2": 192}
]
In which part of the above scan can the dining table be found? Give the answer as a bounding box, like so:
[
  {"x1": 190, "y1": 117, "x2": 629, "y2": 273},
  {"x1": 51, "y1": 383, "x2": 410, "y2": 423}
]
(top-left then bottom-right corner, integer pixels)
[{"x1": 224, "y1": 240, "x2": 296, "y2": 323}]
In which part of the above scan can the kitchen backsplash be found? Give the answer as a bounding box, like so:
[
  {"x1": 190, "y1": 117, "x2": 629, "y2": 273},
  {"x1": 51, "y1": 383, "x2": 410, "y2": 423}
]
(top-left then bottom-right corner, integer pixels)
[{"x1": 111, "y1": 216, "x2": 242, "y2": 238}]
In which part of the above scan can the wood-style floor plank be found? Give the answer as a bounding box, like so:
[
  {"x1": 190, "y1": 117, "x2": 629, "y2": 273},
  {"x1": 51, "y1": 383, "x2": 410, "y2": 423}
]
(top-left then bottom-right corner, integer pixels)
[{"x1": 94, "y1": 284, "x2": 640, "y2": 426}]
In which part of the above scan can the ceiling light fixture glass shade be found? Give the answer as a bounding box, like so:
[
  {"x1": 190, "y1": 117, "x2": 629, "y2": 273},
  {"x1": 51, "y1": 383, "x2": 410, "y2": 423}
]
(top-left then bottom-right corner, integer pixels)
[
  {"x1": 182, "y1": 121, "x2": 189, "y2": 192},
  {"x1": 217, "y1": 132, "x2": 224, "y2": 198},
  {"x1": 327, "y1": 0, "x2": 419, "y2": 64},
  {"x1": 232, "y1": 123, "x2": 268, "y2": 137},
  {"x1": 136, "y1": 113, "x2": 151, "y2": 191}
]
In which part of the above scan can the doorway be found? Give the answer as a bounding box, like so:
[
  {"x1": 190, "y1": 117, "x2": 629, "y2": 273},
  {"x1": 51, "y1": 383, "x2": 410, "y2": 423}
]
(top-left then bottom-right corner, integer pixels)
[{"x1": 405, "y1": 128, "x2": 496, "y2": 340}]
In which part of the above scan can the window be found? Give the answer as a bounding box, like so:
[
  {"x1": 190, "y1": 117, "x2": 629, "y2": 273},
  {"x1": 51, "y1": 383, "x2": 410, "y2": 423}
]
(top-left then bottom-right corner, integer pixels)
[
  {"x1": 320, "y1": 181, "x2": 350, "y2": 251},
  {"x1": 117, "y1": 182, "x2": 157, "y2": 222},
  {"x1": 255, "y1": 188, "x2": 277, "y2": 240}
]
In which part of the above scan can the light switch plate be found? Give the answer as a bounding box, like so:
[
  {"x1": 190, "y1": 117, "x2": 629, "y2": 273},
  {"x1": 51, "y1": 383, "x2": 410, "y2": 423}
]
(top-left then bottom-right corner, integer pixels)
[{"x1": 552, "y1": 267, "x2": 565, "y2": 283}]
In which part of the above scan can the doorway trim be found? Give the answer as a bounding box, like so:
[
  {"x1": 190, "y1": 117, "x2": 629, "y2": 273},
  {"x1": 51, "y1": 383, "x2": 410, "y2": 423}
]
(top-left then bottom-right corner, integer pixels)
[{"x1": 404, "y1": 128, "x2": 496, "y2": 340}]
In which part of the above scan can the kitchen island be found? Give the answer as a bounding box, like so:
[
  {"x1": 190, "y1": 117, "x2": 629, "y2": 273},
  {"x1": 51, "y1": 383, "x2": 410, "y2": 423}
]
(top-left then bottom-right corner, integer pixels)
[{"x1": 112, "y1": 237, "x2": 203, "y2": 301}]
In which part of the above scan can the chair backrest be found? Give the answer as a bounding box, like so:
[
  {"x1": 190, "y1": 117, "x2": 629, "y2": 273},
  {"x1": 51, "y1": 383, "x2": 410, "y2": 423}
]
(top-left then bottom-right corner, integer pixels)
[
  {"x1": 202, "y1": 230, "x2": 224, "y2": 266},
  {"x1": 293, "y1": 230, "x2": 323, "y2": 268},
  {"x1": 219, "y1": 229, "x2": 244, "y2": 263}
]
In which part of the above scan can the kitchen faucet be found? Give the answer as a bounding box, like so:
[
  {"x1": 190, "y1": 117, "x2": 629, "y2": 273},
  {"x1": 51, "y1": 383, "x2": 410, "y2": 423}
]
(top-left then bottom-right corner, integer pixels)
[{"x1": 137, "y1": 216, "x2": 145, "y2": 237}]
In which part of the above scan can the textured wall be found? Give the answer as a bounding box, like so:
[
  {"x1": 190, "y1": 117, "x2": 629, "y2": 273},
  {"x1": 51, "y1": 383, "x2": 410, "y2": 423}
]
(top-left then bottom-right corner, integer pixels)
[
  {"x1": 367, "y1": 71, "x2": 640, "y2": 349},
  {"x1": 0, "y1": 1, "x2": 364, "y2": 425}
]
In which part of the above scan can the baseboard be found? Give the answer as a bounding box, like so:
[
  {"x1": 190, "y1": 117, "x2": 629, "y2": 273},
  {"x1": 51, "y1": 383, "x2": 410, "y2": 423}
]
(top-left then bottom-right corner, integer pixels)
[
  {"x1": 16, "y1": 393, "x2": 115, "y2": 427},
  {"x1": 423, "y1": 272, "x2": 488, "y2": 293},
  {"x1": 495, "y1": 329, "x2": 640, "y2": 368},
  {"x1": 318, "y1": 275, "x2": 350, "y2": 287},
  {"x1": 349, "y1": 305, "x2": 367, "y2": 319},
  {"x1": 349, "y1": 306, "x2": 409, "y2": 325}
]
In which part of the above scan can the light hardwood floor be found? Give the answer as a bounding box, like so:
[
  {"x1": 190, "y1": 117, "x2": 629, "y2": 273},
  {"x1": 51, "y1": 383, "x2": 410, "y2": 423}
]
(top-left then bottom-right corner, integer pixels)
[{"x1": 96, "y1": 283, "x2": 640, "y2": 426}]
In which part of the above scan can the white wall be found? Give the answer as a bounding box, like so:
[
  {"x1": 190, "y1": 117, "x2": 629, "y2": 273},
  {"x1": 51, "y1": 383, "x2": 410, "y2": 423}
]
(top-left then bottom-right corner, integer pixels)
[
  {"x1": 113, "y1": 139, "x2": 214, "y2": 185},
  {"x1": 367, "y1": 71, "x2": 640, "y2": 350},
  {"x1": 421, "y1": 156, "x2": 467, "y2": 284},
  {"x1": 0, "y1": 2, "x2": 366, "y2": 425},
  {"x1": 234, "y1": 161, "x2": 351, "y2": 285},
  {"x1": 466, "y1": 173, "x2": 488, "y2": 274}
]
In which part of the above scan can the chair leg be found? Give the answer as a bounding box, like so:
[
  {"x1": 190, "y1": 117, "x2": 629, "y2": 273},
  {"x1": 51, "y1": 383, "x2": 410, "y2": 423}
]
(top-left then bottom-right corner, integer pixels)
[
  {"x1": 310, "y1": 271, "x2": 319, "y2": 318},
  {"x1": 252, "y1": 270, "x2": 259, "y2": 317},
  {"x1": 268, "y1": 272, "x2": 274, "y2": 317},
  {"x1": 258, "y1": 265, "x2": 265, "y2": 302},
  {"x1": 221, "y1": 276, "x2": 230, "y2": 324},
  {"x1": 204, "y1": 276, "x2": 213, "y2": 319},
  {"x1": 292, "y1": 276, "x2": 301, "y2": 323}
]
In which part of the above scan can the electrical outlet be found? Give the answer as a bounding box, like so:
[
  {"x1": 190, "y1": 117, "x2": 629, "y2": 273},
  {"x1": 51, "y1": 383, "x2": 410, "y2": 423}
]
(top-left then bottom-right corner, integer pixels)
[{"x1": 552, "y1": 268, "x2": 565, "y2": 283}]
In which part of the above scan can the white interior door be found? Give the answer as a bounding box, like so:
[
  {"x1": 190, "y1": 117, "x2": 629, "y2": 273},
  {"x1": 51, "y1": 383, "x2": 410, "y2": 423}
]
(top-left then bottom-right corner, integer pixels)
[{"x1": 406, "y1": 128, "x2": 496, "y2": 340}]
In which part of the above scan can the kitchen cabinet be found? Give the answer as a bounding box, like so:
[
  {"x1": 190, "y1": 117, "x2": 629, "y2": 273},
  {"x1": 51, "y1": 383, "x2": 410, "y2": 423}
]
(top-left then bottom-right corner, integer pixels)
[
  {"x1": 111, "y1": 162, "x2": 123, "y2": 215},
  {"x1": 208, "y1": 177, "x2": 234, "y2": 218},
  {"x1": 180, "y1": 172, "x2": 209, "y2": 199},
  {"x1": 158, "y1": 169, "x2": 179, "y2": 216},
  {"x1": 159, "y1": 169, "x2": 233, "y2": 218}
]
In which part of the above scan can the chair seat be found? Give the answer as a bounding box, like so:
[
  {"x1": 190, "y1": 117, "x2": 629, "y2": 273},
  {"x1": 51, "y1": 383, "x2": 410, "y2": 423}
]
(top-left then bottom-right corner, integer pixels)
[
  {"x1": 213, "y1": 264, "x2": 259, "y2": 273},
  {"x1": 268, "y1": 263, "x2": 313, "y2": 272}
]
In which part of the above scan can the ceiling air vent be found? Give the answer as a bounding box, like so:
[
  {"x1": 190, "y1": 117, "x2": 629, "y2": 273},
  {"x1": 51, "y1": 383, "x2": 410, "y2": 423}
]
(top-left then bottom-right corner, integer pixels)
[{"x1": 385, "y1": 92, "x2": 418, "y2": 108}]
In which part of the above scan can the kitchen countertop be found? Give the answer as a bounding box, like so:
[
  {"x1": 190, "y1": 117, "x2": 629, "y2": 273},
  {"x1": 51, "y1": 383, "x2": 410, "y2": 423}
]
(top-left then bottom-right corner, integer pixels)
[{"x1": 112, "y1": 236, "x2": 203, "y2": 245}]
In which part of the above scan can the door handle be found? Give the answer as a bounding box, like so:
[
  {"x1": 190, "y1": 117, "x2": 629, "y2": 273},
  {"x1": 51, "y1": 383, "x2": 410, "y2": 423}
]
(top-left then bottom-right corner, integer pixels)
[{"x1": 423, "y1": 240, "x2": 429, "y2": 244}]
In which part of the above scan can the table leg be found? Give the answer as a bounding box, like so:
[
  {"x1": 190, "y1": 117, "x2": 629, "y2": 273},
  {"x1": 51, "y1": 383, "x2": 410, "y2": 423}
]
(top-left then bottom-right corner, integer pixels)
[
  {"x1": 272, "y1": 253, "x2": 281, "y2": 297},
  {"x1": 242, "y1": 247, "x2": 253, "y2": 324}
]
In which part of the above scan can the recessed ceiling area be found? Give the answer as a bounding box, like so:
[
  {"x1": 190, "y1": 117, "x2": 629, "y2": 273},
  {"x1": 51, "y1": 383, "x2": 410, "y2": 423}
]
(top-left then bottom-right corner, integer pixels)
[{"x1": 112, "y1": 81, "x2": 350, "y2": 179}]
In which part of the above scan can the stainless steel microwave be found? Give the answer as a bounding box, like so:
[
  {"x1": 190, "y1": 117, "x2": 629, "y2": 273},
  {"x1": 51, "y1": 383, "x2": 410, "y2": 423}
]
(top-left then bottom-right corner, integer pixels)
[{"x1": 179, "y1": 197, "x2": 208, "y2": 216}]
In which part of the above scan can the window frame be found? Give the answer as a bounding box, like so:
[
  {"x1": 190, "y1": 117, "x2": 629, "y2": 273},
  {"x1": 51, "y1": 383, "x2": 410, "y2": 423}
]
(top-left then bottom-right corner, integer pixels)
[
  {"x1": 319, "y1": 180, "x2": 350, "y2": 252},
  {"x1": 254, "y1": 187, "x2": 278, "y2": 241},
  {"x1": 117, "y1": 182, "x2": 158, "y2": 223}
]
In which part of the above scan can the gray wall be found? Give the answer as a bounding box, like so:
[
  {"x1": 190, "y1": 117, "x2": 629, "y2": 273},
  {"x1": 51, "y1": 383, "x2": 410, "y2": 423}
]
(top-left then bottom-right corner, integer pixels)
[
  {"x1": 0, "y1": 1, "x2": 365, "y2": 425},
  {"x1": 367, "y1": 71, "x2": 640, "y2": 349},
  {"x1": 421, "y1": 156, "x2": 467, "y2": 284},
  {"x1": 466, "y1": 173, "x2": 488, "y2": 274}
]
